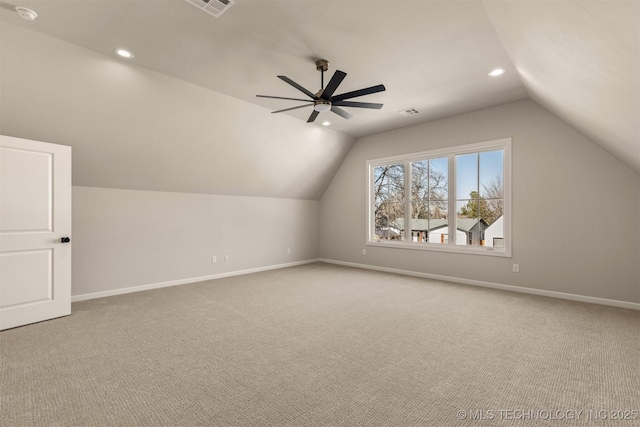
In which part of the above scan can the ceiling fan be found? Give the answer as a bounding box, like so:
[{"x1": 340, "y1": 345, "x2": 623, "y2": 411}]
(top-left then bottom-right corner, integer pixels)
[{"x1": 256, "y1": 59, "x2": 386, "y2": 123}]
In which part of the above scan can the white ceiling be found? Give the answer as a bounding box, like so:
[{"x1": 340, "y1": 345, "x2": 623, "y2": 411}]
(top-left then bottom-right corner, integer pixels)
[
  {"x1": 483, "y1": 0, "x2": 639, "y2": 173},
  {"x1": 1, "y1": 0, "x2": 638, "y2": 174}
]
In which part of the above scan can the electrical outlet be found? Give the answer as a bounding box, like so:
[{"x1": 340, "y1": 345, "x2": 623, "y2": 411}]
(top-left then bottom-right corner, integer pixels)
[
  {"x1": 212, "y1": 256, "x2": 217, "y2": 264},
  {"x1": 513, "y1": 264, "x2": 519, "y2": 273},
  {"x1": 362, "y1": 249, "x2": 366, "y2": 256},
  {"x1": 224, "y1": 255, "x2": 229, "y2": 262},
  {"x1": 287, "y1": 248, "x2": 291, "y2": 254}
]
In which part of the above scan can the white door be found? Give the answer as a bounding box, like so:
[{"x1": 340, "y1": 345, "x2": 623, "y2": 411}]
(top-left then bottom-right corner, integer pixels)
[{"x1": 0, "y1": 135, "x2": 72, "y2": 330}]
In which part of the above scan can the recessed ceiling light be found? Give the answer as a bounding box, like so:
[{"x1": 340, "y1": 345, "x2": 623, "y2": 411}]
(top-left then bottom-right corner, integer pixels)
[
  {"x1": 322, "y1": 121, "x2": 331, "y2": 126},
  {"x1": 488, "y1": 68, "x2": 505, "y2": 77},
  {"x1": 114, "y1": 48, "x2": 135, "y2": 59},
  {"x1": 15, "y1": 6, "x2": 38, "y2": 21}
]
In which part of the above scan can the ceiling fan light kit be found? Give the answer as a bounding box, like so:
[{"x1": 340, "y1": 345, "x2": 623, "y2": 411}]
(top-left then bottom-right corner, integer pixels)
[
  {"x1": 257, "y1": 59, "x2": 386, "y2": 123},
  {"x1": 314, "y1": 100, "x2": 331, "y2": 113}
]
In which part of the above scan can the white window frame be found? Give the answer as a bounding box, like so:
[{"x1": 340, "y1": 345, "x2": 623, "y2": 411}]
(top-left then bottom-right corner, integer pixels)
[{"x1": 366, "y1": 138, "x2": 512, "y2": 257}]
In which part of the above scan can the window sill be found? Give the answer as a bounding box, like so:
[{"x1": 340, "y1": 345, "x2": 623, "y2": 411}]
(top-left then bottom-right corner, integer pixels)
[{"x1": 367, "y1": 239, "x2": 511, "y2": 257}]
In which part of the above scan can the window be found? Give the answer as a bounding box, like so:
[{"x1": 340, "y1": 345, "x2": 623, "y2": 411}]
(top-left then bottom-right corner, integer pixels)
[{"x1": 367, "y1": 138, "x2": 511, "y2": 257}]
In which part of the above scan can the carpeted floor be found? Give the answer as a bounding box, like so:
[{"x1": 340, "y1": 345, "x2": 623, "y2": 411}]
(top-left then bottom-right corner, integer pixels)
[{"x1": 1, "y1": 263, "x2": 639, "y2": 426}]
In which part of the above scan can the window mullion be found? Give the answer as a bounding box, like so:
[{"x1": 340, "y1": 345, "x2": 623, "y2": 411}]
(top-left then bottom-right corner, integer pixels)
[
  {"x1": 448, "y1": 154, "x2": 455, "y2": 245},
  {"x1": 404, "y1": 160, "x2": 411, "y2": 242},
  {"x1": 369, "y1": 165, "x2": 375, "y2": 241}
]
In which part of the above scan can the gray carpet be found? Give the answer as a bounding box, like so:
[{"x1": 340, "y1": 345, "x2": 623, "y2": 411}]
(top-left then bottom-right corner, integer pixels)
[{"x1": 1, "y1": 263, "x2": 638, "y2": 426}]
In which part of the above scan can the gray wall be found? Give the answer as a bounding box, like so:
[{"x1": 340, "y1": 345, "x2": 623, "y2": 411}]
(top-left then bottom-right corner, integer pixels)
[
  {"x1": 4, "y1": 22, "x2": 638, "y2": 304},
  {"x1": 319, "y1": 100, "x2": 640, "y2": 303},
  {"x1": 72, "y1": 186, "x2": 318, "y2": 297},
  {"x1": 1, "y1": 22, "x2": 338, "y2": 299}
]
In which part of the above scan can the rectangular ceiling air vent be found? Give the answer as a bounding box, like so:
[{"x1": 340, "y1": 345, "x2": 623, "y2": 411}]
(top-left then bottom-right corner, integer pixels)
[
  {"x1": 186, "y1": 0, "x2": 235, "y2": 18},
  {"x1": 399, "y1": 107, "x2": 421, "y2": 117}
]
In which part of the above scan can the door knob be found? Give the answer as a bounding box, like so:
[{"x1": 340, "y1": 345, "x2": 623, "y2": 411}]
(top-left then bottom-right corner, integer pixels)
[{"x1": 60, "y1": 237, "x2": 71, "y2": 243}]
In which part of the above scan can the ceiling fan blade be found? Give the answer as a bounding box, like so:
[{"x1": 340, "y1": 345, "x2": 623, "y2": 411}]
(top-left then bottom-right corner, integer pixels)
[
  {"x1": 332, "y1": 101, "x2": 383, "y2": 109},
  {"x1": 277, "y1": 76, "x2": 316, "y2": 99},
  {"x1": 321, "y1": 70, "x2": 347, "y2": 100},
  {"x1": 257, "y1": 95, "x2": 314, "y2": 102},
  {"x1": 307, "y1": 110, "x2": 320, "y2": 123},
  {"x1": 271, "y1": 104, "x2": 313, "y2": 114},
  {"x1": 331, "y1": 84, "x2": 386, "y2": 102},
  {"x1": 330, "y1": 106, "x2": 353, "y2": 120}
]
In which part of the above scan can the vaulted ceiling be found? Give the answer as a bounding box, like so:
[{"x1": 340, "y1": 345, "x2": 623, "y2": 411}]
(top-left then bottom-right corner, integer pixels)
[{"x1": 1, "y1": 0, "x2": 638, "y2": 198}]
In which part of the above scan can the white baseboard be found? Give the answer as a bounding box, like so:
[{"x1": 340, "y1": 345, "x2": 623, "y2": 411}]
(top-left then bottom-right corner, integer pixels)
[
  {"x1": 73, "y1": 257, "x2": 639, "y2": 311},
  {"x1": 71, "y1": 259, "x2": 320, "y2": 302},
  {"x1": 318, "y1": 258, "x2": 640, "y2": 311}
]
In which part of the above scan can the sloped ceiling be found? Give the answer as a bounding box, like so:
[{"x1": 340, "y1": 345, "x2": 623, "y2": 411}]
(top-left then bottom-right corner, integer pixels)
[
  {"x1": 0, "y1": 22, "x2": 354, "y2": 200},
  {"x1": 483, "y1": 0, "x2": 639, "y2": 173},
  {"x1": 0, "y1": 0, "x2": 638, "y2": 200}
]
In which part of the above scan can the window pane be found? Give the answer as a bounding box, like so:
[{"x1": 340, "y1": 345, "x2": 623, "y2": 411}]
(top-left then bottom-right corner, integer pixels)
[
  {"x1": 376, "y1": 202, "x2": 404, "y2": 240},
  {"x1": 456, "y1": 200, "x2": 480, "y2": 246},
  {"x1": 410, "y1": 157, "x2": 448, "y2": 243},
  {"x1": 409, "y1": 203, "x2": 448, "y2": 244},
  {"x1": 429, "y1": 157, "x2": 448, "y2": 200},
  {"x1": 456, "y1": 151, "x2": 503, "y2": 246},
  {"x1": 374, "y1": 164, "x2": 404, "y2": 241},
  {"x1": 409, "y1": 219, "x2": 428, "y2": 242},
  {"x1": 411, "y1": 160, "x2": 429, "y2": 220},
  {"x1": 409, "y1": 209, "x2": 426, "y2": 242},
  {"x1": 374, "y1": 164, "x2": 404, "y2": 199},
  {"x1": 410, "y1": 160, "x2": 428, "y2": 243},
  {"x1": 456, "y1": 153, "x2": 478, "y2": 201},
  {"x1": 428, "y1": 202, "x2": 448, "y2": 244},
  {"x1": 479, "y1": 150, "x2": 503, "y2": 195},
  {"x1": 479, "y1": 150, "x2": 504, "y2": 226},
  {"x1": 485, "y1": 216, "x2": 504, "y2": 248}
]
